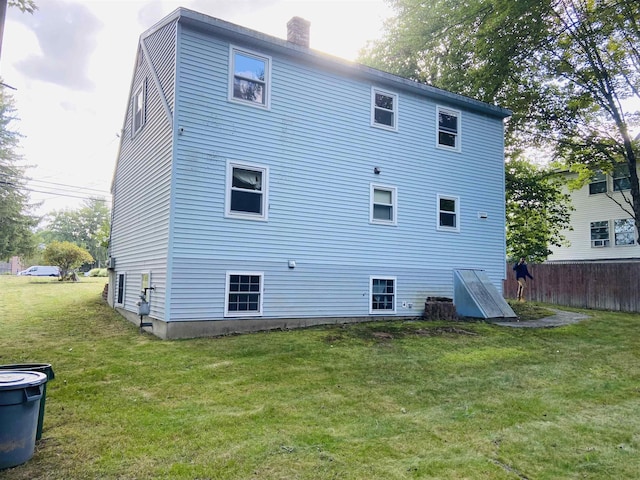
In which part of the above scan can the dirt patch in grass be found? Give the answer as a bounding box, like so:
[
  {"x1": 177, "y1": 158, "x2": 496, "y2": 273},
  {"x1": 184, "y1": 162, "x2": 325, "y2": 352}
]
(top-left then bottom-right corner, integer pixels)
[
  {"x1": 325, "y1": 322, "x2": 480, "y2": 343},
  {"x1": 414, "y1": 326, "x2": 478, "y2": 337},
  {"x1": 508, "y1": 301, "x2": 556, "y2": 321}
]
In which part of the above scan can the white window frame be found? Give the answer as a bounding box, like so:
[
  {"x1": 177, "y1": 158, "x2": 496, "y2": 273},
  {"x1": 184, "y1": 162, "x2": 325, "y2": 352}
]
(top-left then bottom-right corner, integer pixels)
[
  {"x1": 225, "y1": 272, "x2": 264, "y2": 317},
  {"x1": 613, "y1": 164, "x2": 631, "y2": 192},
  {"x1": 436, "y1": 106, "x2": 461, "y2": 152},
  {"x1": 590, "y1": 220, "x2": 610, "y2": 247},
  {"x1": 228, "y1": 46, "x2": 271, "y2": 109},
  {"x1": 116, "y1": 273, "x2": 126, "y2": 306},
  {"x1": 369, "y1": 276, "x2": 397, "y2": 314},
  {"x1": 131, "y1": 79, "x2": 146, "y2": 137},
  {"x1": 371, "y1": 87, "x2": 398, "y2": 131},
  {"x1": 437, "y1": 194, "x2": 460, "y2": 232},
  {"x1": 225, "y1": 161, "x2": 269, "y2": 221},
  {"x1": 370, "y1": 184, "x2": 397, "y2": 225},
  {"x1": 589, "y1": 171, "x2": 607, "y2": 195},
  {"x1": 614, "y1": 218, "x2": 636, "y2": 246}
]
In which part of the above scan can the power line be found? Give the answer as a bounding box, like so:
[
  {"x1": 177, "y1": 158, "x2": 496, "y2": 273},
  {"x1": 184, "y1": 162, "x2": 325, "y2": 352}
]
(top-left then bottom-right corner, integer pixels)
[
  {"x1": 28, "y1": 178, "x2": 111, "y2": 195},
  {"x1": 3, "y1": 179, "x2": 111, "y2": 203},
  {"x1": 20, "y1": 187, "x2": 111, "y2": 202}
]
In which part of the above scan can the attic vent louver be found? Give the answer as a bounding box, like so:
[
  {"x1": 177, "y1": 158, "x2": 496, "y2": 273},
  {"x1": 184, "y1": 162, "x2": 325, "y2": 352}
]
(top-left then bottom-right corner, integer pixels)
[{"x1": 287, "y1": 16, "x2": 310, "y2": 48}]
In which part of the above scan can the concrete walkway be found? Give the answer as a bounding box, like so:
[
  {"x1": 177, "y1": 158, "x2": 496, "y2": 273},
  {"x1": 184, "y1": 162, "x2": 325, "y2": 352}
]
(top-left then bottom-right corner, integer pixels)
[{"x1": 492, "y1": 309, "x2": 590, "y2": 328}]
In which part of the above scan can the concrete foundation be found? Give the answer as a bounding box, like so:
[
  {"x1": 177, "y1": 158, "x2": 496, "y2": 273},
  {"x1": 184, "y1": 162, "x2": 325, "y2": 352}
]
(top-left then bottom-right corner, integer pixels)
[{"x1": 114, "y1": 308, "x2": 420, "y2": 339}]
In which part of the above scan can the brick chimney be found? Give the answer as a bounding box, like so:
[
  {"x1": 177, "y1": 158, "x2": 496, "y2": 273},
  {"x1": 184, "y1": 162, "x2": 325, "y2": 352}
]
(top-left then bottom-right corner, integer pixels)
[{"x1": 287, "y1": 16, "x2": 310, "y2": 48}]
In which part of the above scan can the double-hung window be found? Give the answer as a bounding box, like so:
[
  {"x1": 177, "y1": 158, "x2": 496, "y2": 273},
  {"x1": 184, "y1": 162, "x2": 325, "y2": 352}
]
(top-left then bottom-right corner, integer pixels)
[
  {"x1": 229, "y1": 47, "x2": 271, "y2": 108},
  {"x1": 437, "y1": 106, "x2": 460, "y2": 151},
  {"x1": 370, "y1": 276, "x2": 396, "y2": 314},
  {"x1": 371, "y1": 88, "x2": 398, "y2": 131},
  {"x1": 226, "y1": 162, "x2": 268, "y2": 220},
  {"x1": 131, "y1": 79, "x2": 146, "y2": 136},
  {"x1": 614, "y1": 218, "x2": 635, "y2": 246},
  {"x1": 613, "y1": 163, "x2": 631, "y2": 192},
  {"x1": 370, "y1": 184, "x2": 397, "y2": 225},
  {"x1": 437, "y1": 194, "x2": 460, "y2": 231},
  {"x1": 225, "y1": 272, "x2": 263, "y2": 316},
  {"x1": 589, "y1": 171, "x2": 607, "y2": 195},
  {"x1": 590, "y1": 220, "x2": 610, "y2": 247}
]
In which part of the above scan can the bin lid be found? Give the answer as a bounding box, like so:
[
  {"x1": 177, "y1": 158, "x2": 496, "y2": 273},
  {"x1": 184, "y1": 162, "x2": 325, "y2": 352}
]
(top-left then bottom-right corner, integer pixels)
[{"x1": 0, "y1": 371, "x2": 47, "y2": 390}]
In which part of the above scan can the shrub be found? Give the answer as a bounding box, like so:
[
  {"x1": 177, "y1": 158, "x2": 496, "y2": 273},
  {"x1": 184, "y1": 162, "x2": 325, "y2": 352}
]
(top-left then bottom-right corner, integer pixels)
[
  {"x1": 43, "y1": 241, "x2": 94, "y2": 281},
  {"x1": 88, "y1": 268, "x2": 108, "y2": 277}
]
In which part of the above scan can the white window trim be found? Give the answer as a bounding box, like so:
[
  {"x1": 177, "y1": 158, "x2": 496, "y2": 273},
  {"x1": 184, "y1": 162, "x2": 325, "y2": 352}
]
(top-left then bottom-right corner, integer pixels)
[
  {"x1": 131, "y1": 79, "x2": 146, "y2": 137},
  {"x1": 436, "y1": 106, "x2": 461, "y2": 152},
  {"x1": 370, "y1": 183, "x2": 398, "y2": 225},
  {"x1": 613, "y1": 164, "x2": 631, "y2": 192},
  {"x1": 614, "y1": 218, "x2": 636, "y2": 246},
  {"x1": 590, "y1": 220, "x2": 610, "y2": 248},
  {"x1": 115, "y1": 273, "x2": 126, "y2": 307},
  {"x1": 588, "y1": 171, "x2": 608, "y2": 195},
  {"x1": 369, "y1": 276, "x2": 397, "y2": 315},
  {"x1": 228, "y1": 45, "x2": 272, "y2": 109},
  {"x1": 370, "y1": 87, "x2": 398, "y2": 131},
  {"x1": 225, "y1": 161, "x2": 269, "y2": 221},
  {"x1": 224, "y1": 272, "x2": 264, "y2": 317},
  {"x1": 436, "y1": 194, "x2": 460, "y2": 232}
]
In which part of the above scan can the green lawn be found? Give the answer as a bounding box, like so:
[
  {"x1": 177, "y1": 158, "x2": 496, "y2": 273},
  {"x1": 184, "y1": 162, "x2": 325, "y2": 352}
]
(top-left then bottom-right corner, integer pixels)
[{"x1": 0, "y1": 276, "x2": 639, "y2": 479}]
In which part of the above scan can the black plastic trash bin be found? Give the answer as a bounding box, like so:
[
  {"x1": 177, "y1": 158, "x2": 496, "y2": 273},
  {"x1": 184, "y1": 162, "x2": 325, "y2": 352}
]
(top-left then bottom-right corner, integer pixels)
[
  {"x1": 0, "y1": 371, "x2": 47, "y2": 470},
  {"x1": 0, "y1": 363, "x2": 54, "y2": 441}
]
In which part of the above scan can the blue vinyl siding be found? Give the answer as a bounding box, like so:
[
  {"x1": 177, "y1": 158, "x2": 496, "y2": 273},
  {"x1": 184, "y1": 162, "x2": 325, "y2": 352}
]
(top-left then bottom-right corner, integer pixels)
[
  {"x1": 110, "y1": 10, "x2": 509, "y2": 330},
  {"x1": 169, "y1": 261, "x2": 455, "y2": 321},
  {"x1": 163, "y1": 23, "x2": 507, "y2": 322},
  {"x1": 110, "y1": 20, "x2": 177, "y2": 320}
]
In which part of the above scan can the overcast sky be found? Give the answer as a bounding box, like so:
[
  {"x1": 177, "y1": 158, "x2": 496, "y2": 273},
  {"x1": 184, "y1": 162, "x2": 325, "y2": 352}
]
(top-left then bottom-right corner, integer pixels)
[{"x1": 2, "y1": 0, "x2": 391, "y2": 216}]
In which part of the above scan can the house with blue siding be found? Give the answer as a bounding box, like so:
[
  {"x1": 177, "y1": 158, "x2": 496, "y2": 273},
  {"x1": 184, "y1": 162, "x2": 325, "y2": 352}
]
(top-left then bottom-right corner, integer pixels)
[{"x1": 107, "y1": 8, "x2": 512, "y2": 339}]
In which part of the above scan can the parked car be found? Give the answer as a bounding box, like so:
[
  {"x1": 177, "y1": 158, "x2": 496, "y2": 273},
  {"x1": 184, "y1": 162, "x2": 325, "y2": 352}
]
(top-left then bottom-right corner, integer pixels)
[{"x1": 17, "y1": 266, "x2": 60, "y2": 277}]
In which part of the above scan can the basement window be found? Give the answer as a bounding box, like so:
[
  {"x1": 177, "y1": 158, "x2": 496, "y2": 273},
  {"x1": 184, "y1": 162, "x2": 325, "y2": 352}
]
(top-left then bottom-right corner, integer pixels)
[
  {"x1": 225, "y1": 272, "x2": 263, "y2": 316},
  {"x1": 370, "y1": 277, "x2": 396, "y2": 314},
  {"x1": 116, "y1": 273, "x2": 125, "y2": 306}
]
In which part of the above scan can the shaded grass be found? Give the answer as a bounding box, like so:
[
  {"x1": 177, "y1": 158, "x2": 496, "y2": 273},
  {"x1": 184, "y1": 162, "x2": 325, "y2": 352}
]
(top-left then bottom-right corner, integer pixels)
[{"x1": 1, "y1": 276, "x2": 639, "y2": 479}]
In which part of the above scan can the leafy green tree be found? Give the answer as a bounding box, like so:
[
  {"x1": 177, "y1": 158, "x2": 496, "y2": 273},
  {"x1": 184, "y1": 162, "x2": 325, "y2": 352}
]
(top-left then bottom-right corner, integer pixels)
[
  {"x1": 41, "y1": 198, "x2": 110, "y2": 267},
  {"x1": 0, "y1": 86, "x2": 38, "y2": 260},
  {"x1": 542, "y1": 1, "x2": 640, "y2": 233},
  {"x1": 506, "y1": 158, "x2": 573, "y2": 262},
  {"x1": 360, "y1": 0, "x2": 551, "y2": 146},
  {"x1": 8, "y1": 0, "x2": 37, "y2": 13},
  {"x1": 0, "y1": 1, "x2": 39, "y2": 259},
  {"x1": 361, "y1": 0, "x2": 639, "y2": 234},
  {"x1": 43, "y1": 241, "x2": 93, "y2": 281}
]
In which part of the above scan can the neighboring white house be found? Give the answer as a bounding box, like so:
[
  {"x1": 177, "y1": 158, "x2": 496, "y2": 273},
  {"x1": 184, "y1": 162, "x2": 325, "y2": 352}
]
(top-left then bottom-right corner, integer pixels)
[
  {"x1": 107, "y1": 8, "x2": 512, "y2": 339},
  {"x1": 547, "y1": 164, "x2": 640, "y2": 262}
]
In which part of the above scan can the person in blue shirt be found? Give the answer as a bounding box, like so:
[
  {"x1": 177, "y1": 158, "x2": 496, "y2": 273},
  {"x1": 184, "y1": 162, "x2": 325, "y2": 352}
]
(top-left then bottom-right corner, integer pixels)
[{"x1": 513, "y1": 257, "x2": 533, "y2": 301}]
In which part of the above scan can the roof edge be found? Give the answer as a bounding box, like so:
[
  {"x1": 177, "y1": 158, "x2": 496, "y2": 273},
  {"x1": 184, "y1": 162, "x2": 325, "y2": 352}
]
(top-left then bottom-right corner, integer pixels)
[{"x1": 147, "y1": 7, "x2": 511, "y2": 119}]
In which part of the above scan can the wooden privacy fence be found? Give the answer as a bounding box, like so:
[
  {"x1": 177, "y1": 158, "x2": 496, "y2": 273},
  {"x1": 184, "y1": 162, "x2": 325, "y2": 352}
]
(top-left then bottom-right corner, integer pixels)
[{"x1": 503, "y1": 262, "x2": 640, "y2": 312}]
